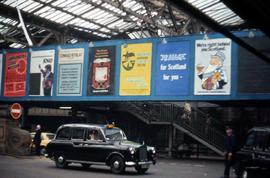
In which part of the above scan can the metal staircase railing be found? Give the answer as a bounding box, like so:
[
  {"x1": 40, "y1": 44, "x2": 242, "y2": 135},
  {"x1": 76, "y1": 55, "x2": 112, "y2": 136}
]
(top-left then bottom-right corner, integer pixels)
[{"x1": 120, "y1": 102, "x2": 226, "y2": 156}]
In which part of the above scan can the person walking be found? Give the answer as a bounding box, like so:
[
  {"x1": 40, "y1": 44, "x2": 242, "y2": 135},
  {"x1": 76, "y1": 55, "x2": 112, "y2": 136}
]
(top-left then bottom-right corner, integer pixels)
[
  {"x1": 33, "y1": 124, "x2": 42, "y2": 156},
  {"x1": 221, "y1": 126, "x2": 236, "y2": 178}
]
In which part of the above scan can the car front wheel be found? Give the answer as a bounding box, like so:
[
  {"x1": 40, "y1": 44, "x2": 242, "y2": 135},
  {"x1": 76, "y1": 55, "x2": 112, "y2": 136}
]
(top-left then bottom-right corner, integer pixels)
[
  {"x1": 110, "y1": 155, "x2": 125, "y2": 174},
  {"x1": 135, "y1": 165, "x2": 149, "y2": 174},
  {"x1": 54, "y1": 154, "x2": 68, "y2": 168}
]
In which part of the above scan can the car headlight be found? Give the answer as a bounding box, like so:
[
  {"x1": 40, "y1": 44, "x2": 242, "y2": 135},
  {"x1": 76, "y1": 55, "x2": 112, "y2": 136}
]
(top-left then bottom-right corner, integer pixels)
[{"x1": 128, "y1": 147, "x2": 135, "y2": 155}]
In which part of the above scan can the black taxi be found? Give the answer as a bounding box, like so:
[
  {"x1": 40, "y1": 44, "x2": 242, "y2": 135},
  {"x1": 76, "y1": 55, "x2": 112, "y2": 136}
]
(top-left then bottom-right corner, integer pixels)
[
  {"x1": 46, "y1": 123, "x2": 156, "y2": 174},
  {"x1": 234, "y1": 127, "x2": 270, "y2": 178}
]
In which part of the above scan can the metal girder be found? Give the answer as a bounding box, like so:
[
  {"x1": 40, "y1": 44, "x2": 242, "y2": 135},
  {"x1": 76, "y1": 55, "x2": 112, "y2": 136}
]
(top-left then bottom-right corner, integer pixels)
[
  {"x1": 32, "y1": 0, "x2": 117, "y2": 35},
  {"x1": 167, "y1": 2, "x2": 178, "y2": 33},
  {"x1": 169, "y1": 0, "x2": 270, "y2": 64},
  {"x1": 222, "y1": 0, "x2": 270, "y2": 38},
  {"x1": 0, "y1": 3, "x2": 104, "y2": 42},
  {"x1": 101, "y1": 0, "x2": 177, "y2": 35},
  {"x1": 37, "y1": 32, "x2": 53, "y2": 47},
  {"x1": 0, "y1": 33, "x2": 27, "y2": 45}
]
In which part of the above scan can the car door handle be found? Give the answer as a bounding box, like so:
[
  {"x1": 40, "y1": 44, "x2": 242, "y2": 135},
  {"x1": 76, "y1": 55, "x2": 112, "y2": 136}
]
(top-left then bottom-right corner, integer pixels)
[{"x1": 74, "y1": 143, "x2": 83, "y2": 146}]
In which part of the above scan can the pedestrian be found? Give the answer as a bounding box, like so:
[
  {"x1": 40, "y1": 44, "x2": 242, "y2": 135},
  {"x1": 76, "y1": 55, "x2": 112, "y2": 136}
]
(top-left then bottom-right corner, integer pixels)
[
  {"x1": 221, "y1": 126, "x2": 236, "y2": 178},
  {"x1": 33, "y1": 124, "x2": 42, "y2": 156}
]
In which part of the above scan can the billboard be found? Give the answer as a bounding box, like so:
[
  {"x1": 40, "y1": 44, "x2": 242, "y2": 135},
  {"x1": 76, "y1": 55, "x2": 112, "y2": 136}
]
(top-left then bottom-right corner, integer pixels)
[
  {"x1": 156, "y1": 41, "x2": 190, "y2": 95},
  {"x1": 30, "y1": 50, "x2": 55, "y2": 96},
  {"x1": 119, "y1": 43, "x2": 152, "y2": 95},
  {"x1": 4, "y1": 52, "x2": 27, "y2": 97},
  {"x1": 194, "y1": 38, "x2": 231, "y2": 95},
  {"x1": 88, "y1": 46, "x2": 115, "y2": 95},
  {"x1": 57, "y1": 48, "x2": 84, "y2": 96}
]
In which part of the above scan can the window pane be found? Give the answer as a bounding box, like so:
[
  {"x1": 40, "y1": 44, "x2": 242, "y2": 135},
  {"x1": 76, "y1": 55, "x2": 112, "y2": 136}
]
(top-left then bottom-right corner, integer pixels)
[
  {"x1": 57, "y1": 128, "x2": 70, "y2": 140},
  {"x1": 72, "y1": 128, "x2": 84, "y2": 139}
]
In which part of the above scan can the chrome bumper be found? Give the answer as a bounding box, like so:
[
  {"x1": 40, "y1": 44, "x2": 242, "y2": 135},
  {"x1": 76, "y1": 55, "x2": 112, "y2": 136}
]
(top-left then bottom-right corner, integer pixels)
[{"x1": 125, "y1": 161, "x2": 154, "y2": 167}]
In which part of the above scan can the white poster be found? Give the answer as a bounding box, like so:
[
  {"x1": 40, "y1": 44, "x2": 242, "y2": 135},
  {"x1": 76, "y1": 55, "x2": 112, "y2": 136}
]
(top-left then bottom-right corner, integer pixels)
[
  {"x1": 0, "y1": 54, "x2": 2, "y2": 95},
  {"x1": 30, "y1": 50, "x2": 55, "y2": 96},
  {"x1": 194, "y1": 38, "x2": 231, "y2": 95},
  {"x1": 57, "y1": 48, "x2": 84, "y2": 96}
]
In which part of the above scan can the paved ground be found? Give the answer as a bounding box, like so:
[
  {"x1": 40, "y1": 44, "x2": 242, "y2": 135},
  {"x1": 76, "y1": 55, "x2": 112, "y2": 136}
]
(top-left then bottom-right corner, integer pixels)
[{"x1": 0, "y1": 155, "x2": 227, "y2": 178}]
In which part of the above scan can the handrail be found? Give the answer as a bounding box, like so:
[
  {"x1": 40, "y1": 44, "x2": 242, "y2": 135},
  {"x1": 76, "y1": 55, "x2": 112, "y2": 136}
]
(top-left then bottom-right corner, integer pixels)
[{"x1": 124, "y1": 101, "x2": 226, "y2": 153}]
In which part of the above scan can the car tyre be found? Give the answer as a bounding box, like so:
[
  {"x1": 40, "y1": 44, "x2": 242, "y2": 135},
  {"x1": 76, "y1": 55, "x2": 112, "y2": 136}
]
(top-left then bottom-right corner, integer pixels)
[
  {"x1": 54, "y1": 154, "x2": 68, "y2": 168},
  {"x1": 40, "y1": 147, "x2": 46, "y2": 155},
  {"x1": 110, "y1": 155, "x2": 125, "y2": 174},
  {"x1": 81, "y1": 163, "x2": 91, "y2": 169},
  {"x1": 239, "y1": 169, "x2": 248, "y2": 178},
  {"x1": 135, "y1": 165, "x2": 149, "y2": 174}
]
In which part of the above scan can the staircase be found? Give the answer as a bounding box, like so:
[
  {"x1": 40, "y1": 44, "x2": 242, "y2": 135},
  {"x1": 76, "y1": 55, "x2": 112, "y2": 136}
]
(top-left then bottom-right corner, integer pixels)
[{"x1": 118, "y1": 102, "x2": 226, "y2": 156}]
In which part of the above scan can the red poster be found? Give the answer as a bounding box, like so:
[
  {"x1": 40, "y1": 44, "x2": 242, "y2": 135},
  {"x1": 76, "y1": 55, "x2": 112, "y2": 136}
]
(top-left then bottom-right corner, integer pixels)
[{"x1": 4, "y1": 52, "x2": 27, "y2": 97}]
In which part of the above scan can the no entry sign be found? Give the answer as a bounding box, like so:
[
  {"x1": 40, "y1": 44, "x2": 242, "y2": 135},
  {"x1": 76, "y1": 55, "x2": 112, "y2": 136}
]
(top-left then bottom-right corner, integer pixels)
[{"x1": 10, "y1": 103, "x2": 23, "y2": 120}]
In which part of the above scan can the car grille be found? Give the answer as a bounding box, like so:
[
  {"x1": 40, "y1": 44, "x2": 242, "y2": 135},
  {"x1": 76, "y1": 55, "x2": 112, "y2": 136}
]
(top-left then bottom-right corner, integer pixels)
[{"x1": 138, "y1": 147, "x2": 147, "y2": 161}]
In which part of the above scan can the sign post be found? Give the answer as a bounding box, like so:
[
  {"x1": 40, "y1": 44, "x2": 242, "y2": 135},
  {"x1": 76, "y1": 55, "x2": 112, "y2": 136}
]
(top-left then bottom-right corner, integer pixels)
[{"x1": 10, "y1": 103, "x2": 23, "y2": 120}]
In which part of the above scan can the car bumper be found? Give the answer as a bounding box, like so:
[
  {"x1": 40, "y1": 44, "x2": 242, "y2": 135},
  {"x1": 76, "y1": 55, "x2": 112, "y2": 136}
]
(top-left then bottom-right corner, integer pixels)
[{"x1": 125, "y1": 160, "x2": 156, "y2": 167}]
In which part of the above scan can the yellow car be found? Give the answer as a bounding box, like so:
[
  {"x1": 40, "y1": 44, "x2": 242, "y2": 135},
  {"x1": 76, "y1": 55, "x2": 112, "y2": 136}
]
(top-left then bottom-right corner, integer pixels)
[{"x1": 31, "y1": 132, "x2": 55, "y2": 155}]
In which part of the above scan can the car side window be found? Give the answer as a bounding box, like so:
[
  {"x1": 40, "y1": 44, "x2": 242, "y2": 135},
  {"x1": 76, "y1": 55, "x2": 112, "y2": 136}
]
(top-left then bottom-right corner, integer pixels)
[
  {"x1": 254, "y1": 131, "x2": 268, "y2": 151},
  {"x1": 72, "y1": 128, "x2": 85, "y2": 140},
  {"x1": 56, "y1": 127, "x2": 71, "y2": 140},
  {"x1": 87, "y1": 129, "x2": 102, "y2": 141},
  {"x1": 245, "y1": 131, "x2": 256, "y2": 148}
]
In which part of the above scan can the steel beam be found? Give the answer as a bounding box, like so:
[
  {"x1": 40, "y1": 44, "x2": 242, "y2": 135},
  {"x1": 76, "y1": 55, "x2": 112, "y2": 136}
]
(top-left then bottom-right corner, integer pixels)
[
  {"x1": 101, "y1": 0, "x2": 177, "y2": 35},
  {"x1": 169, "y1": 0, "x2": 270, "y2": 64},
  {"x1": 0, "y1": 3, "x2": 104, "y2": 41}
]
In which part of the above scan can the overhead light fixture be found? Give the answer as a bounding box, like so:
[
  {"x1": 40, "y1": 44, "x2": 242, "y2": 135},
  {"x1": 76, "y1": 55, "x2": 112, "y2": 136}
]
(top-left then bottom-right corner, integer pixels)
[
  {"x1": 203, "y1": 33, "x2": 209, "y2": 40},
  {"x1": 162, "y1": 38, "x2": 167, "y2": 44},
  {"x1": 123, "y1": 43, "x2": 128, "y2": 48},
  {"x1": 248, "y1": 30, "x2": 255, "y2": 38},
  {"x1": 89, "y1": 41, "x2": 94, "y2": 47},
  {"x1": 59, "y1": 106, "x2": 72, "y2": 110}
]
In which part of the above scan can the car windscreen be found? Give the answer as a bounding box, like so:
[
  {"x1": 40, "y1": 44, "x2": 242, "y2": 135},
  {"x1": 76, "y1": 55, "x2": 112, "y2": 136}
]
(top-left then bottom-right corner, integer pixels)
[
  {"x1": 103, "y1": 128, "x2": 127, "y2": 141},
  {"x1": 46, "y1": 134, "x2": 55, "y2": 140}
]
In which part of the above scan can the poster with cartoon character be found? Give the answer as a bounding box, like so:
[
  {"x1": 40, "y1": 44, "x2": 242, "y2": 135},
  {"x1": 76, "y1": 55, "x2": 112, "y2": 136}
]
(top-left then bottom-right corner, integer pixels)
[{"x1": 194, "y1": 38, "x2": 231, "y2": 95}]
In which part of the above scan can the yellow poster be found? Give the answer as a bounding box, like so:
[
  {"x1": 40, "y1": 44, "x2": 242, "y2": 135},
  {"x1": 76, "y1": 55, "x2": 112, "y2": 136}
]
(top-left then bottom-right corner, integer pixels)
[{"x1": 120, "y1": 43, "x2": 152, "y2": 95}]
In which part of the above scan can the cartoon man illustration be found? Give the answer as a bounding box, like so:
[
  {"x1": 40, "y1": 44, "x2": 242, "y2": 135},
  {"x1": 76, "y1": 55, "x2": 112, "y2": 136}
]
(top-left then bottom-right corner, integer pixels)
[
  {"x1": 39, "y1": 64, "x2": 53, "y2": 96},
  {"x1": 196, "y1": 51, "x2": 227, "y2": 90}
]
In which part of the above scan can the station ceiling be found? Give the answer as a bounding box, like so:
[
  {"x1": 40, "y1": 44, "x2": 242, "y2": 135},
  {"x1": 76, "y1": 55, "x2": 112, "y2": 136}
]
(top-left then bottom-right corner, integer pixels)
[{"x1": 0, "y1": 0, "x2": 268, "y2": 49}]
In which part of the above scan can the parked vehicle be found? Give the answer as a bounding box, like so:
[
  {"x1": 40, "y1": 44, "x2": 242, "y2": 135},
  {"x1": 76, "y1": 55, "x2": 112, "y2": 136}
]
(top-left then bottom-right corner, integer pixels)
[
  {"x1": 234, "y1": 127, "x2": 270, "y2": 178},
  {"x1": 46, "y1": 123, "x2": 156, "y2": 174},
  {"x1": 30, "y1": 132, "x2": 55, "y2": 155}
]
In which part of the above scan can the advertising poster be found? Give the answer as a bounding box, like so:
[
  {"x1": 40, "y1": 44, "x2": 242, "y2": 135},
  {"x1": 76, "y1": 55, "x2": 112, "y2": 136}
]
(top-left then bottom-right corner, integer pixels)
[
  {"x1": 30, "y1": 50, "x2": 55, "y2": 96},
  {"x1": 0, "y1": 54, "x2": 2, "y2": 95},
  {"x1": 156, "y1": 41, "x2": 190, "y2": 95},
  {"x1": 88, "y1": 46, "x2": 115, "y2": 95},
  {"x1": 57, "y1": 48, "x2": 84, "y2": 96},
  {"x1": 194, "y1": 38, "x2": 231, "y2": 95},
  {"x1": 120, "y1": 43, "x2": 152, "y2": 96},
  {"x1": 4, "y1": 52, "x2": 27, "y2": 97}
]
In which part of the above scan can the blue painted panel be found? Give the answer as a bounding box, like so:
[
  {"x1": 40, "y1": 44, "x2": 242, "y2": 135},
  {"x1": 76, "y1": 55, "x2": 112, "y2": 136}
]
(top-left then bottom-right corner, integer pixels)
[{"x1": 155, "y1": 41, "x2": 190, "y2": 95}]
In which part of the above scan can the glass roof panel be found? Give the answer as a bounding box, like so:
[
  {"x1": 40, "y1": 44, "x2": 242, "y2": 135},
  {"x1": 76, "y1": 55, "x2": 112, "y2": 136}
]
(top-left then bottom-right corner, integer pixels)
[{"x1": 186, "y1": 0, "x2": 244, "y2": 26}]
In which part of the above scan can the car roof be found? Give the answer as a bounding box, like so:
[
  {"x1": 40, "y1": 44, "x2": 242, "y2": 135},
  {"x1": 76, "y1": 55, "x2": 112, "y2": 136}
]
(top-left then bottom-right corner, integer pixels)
[
  {"x1": 250, "y1": 127, "x2": 270, "y2": 132},
  {"x1": 58, "y1": 123, "x2": 120, "y2": 130}
]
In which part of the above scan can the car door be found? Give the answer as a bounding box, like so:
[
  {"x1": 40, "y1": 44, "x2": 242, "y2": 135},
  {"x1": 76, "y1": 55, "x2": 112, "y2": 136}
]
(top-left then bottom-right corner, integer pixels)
[
  {"x1": 81, "y1": 128, "x2": 113, "y2": 163},
  {"x1": 239, "y1": 131, "x2": 256, "y2": 166},
  {"x1": 255, "y1": 131, "x2": 270, "y2": 168},
  {"x1": 70, "y1": 127, "x2": 86, "y2": 161}
]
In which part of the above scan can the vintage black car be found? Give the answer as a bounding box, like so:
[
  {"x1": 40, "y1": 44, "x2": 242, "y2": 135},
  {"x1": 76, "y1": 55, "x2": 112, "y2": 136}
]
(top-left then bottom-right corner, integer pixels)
[
  {"x1": 234, "y1": 127, "x2": 270, "y2": 178},
  {"x1": 46, "y1": 123, "x2": 156, "y2": 174}
]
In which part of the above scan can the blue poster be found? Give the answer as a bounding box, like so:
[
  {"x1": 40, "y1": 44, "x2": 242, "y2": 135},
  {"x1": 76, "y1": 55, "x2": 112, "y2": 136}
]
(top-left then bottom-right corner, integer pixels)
[{"x1": 156, "y1": 41, "x2": 190, "y2": 95}]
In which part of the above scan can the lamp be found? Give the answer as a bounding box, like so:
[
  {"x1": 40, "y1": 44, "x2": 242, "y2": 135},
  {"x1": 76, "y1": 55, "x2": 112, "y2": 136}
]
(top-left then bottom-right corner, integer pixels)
[{"x1": 162, "y1": 38, "x2": 167, "y2": 44}]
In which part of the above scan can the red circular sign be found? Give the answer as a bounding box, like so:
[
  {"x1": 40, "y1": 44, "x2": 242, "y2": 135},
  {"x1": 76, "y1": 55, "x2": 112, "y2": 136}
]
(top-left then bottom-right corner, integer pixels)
[{"x1": 10, "y1": 103, "x2": 23, "y2": 120}]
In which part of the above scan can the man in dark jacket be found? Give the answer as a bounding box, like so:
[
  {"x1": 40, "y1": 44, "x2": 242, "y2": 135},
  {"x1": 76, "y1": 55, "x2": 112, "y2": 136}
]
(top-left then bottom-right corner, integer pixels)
[
  {"x1": 33, "y1": 124, "x2": 42, "y2": 155},
  {"x1": 221, "y1": 126, "x2": 236, "y2": 178}
]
